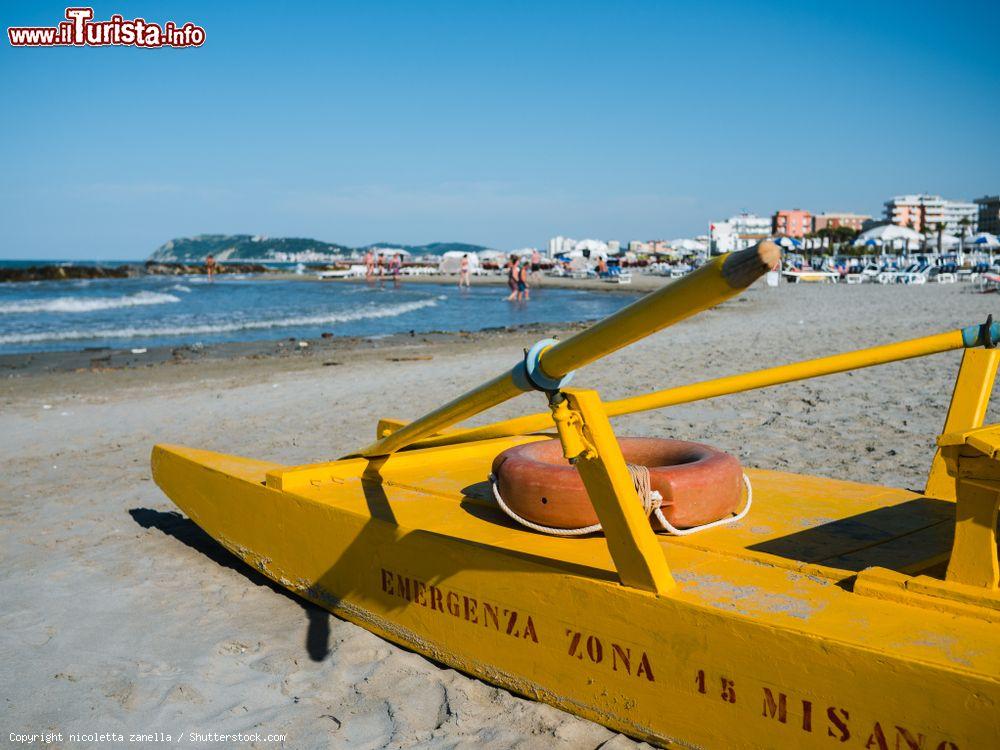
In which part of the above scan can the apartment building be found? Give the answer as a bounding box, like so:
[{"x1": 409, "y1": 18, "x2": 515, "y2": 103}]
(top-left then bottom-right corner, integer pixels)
[
  {"x1": 883, "y1": 194, "x2": 977, "y2": 234},
  {"x1": 772, "y1": 209, "x2": 812, "y2": 238},
  {"x1": 710, "y1": 212, "x2": 772, "y2": 253},
  {"x1": 812, "y1": 213, "x2": 870, "y2": 232},
  {"x1": 975, "y1": 196, "x2": 1000, "y2": 235}
]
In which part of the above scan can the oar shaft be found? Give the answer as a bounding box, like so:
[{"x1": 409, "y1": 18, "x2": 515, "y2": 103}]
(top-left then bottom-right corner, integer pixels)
[
  {"x1": 355, "y1": 242, "x2": 779, "y2": 457},
  {"x1": 406, "y1": 320, "x2": 996, "y2": 449}
]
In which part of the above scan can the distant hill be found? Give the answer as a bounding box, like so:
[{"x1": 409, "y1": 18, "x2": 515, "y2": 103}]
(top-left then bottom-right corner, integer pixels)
[
  {"x1": 149, "y1": 235, "x2": 351, "y2": 262},
  {"x1": 149, "y1": 235, "x2": 494, "y2": 262}
]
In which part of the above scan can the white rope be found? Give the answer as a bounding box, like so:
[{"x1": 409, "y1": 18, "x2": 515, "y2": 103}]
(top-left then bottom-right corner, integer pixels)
[
  {"x1": 490, "y1": 470, "x2": 753, "y2": 537},
  {"x1": 652, "y1": 473, "x2": 753, "y2": 536},
  {"x1": 491, "y1": 473, "x2": 602, "y2": 536}
]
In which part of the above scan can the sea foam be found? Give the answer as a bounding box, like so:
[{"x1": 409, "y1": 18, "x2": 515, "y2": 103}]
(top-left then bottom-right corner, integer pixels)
[
  {"x1": 0, "y1": 298, "x2": 438, "y2": 345},
  {"x1": 0, "y1": 291, "x2": 181, "y2": 315}
]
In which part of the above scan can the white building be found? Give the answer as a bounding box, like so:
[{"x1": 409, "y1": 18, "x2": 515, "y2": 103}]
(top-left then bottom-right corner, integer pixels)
[
  {"x1": 548, "y1": 236, "x2": 577, "y2": 257},
  {"x1": 709, "y1": 213, "x2": 771, "y2": 254},
  {"x1": 883, "y1": 194, "x2": 977, "y2": 235}
]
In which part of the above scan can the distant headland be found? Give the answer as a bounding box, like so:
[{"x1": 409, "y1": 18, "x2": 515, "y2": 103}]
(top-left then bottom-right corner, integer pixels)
[
  {"x1": 149, "y1": 234, "x2": 494, "y2": 263},
  {"x1": 0, "y1": 235, "x2": 497, "y2": 282}
]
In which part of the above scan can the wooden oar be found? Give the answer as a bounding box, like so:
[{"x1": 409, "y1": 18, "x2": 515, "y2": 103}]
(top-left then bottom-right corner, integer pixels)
[
  {"x1": 355, "y1": 241, "x2": 779, "y2": 457},
  {"x1": 401, "y1": 319, "x2": 998, "y2": 450}
]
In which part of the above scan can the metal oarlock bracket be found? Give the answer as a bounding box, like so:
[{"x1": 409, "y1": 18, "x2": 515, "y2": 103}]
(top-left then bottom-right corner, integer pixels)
[
  {"x1": 512, "y1": 338, "x2": 575, "y2": 393},
  {"x1": 981, "y1": 315, "x2": 996, "y2": 349},
  {"x1": 548, "y1": 393, "x2": 593, "y2": 463}
]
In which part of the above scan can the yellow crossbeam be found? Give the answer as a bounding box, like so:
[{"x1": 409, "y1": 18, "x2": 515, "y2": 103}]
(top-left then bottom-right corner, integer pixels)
[
  {"x1": 925, "y1": 349, "x2": 1000, "y2": 500},
  {"x1": 405, "y1": 324, "x2": 992, "y2": 450}
]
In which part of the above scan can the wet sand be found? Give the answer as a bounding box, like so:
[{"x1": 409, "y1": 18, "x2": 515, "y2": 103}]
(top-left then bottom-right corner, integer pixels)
[{"x1": 2, "y1": 282, "x2": 997, "y2": 748}]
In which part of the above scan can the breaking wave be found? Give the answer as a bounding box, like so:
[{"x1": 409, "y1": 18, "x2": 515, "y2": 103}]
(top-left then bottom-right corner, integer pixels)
[
  {"x1": 0, "y1": 298, "x2": 438, "y2": 345},
  {"x1": 0, "y1": 291, "x2": 181, "y2": 315}
]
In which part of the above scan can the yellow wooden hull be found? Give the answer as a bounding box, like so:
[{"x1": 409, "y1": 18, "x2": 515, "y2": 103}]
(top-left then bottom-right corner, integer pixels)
[{"x1": 152, "y1": 437, "x2": 999, "y2": 749}]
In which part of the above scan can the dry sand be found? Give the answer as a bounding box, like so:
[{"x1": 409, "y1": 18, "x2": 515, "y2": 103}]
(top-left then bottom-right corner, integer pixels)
[{"x1": 2, "y1": 281, "x2": 998, "y2": 749}]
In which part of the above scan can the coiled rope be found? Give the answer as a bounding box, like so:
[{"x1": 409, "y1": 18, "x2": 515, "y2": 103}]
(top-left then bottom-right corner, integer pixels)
[{"x1": 490, "y1": 464, "x2": 752, "y2": 537}]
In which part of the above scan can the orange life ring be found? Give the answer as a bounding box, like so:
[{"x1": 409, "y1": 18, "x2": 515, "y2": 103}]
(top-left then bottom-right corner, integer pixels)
[{"x1": 491, "y1": 437, "x2": 743, "y2": 531}]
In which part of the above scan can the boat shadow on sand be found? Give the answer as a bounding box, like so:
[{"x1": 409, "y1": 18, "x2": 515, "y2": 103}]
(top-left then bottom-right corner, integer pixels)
[{"x1": 129, "y1": 507, "x2": 334, "y2": 662}]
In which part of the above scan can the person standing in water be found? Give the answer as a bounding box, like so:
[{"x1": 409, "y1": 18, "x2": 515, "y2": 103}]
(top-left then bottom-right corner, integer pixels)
[
  {"x1": 364, "y1": 250, "x2": 375, "y2": 280},
  {"x1": 391, "y1": 253, "x2": 402, "y2": 285},
  {"x1": 205, "y1": 254, "x2": 216, "y2": 281},
  {"x1": 517, "y1": 258, "x2": 530, "y2": 301},
  {"x1": 530, "y1": 248, "x2": 542, "y2": 285},
  {"x1": 505, "y1": 255, "x2": 518, "y2": 301},
  {"x1": 459, "y1": 254, "x2": 471, "y2": 288}
]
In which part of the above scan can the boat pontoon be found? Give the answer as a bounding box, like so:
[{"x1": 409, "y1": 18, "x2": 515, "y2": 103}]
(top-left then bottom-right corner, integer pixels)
[{"x1": 153, "y1": 242, "x2": 1000, "y2": 748}]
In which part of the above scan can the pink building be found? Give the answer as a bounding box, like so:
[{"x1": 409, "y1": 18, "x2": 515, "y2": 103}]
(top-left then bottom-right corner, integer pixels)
[
  {"x1": 772, "y1": 209, "x2": 812, "y2": 238},
  {"x1": 812, "y1": 213, "x2": 870, "y2": 232}
]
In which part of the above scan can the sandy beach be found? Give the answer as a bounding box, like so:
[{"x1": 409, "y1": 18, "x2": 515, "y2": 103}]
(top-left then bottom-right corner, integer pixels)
[
  {"x1": 2, "y1": 281, "x2": 997, "y2": 749},
  {"x1": 285, "y1": 270, "x2": 672, "y2": 295}
]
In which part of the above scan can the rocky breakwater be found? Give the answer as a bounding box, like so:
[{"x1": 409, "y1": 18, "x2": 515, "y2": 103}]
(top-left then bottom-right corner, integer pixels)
[
  {"x1": 0, "y1": 264, "x2": 138, "y2": 283},
  {"x1": 142, "y1": 261, "x2": 270, "y2": 276},
  {"x1": 1, "y1": 262, "x2": 270, "y2": 282}
]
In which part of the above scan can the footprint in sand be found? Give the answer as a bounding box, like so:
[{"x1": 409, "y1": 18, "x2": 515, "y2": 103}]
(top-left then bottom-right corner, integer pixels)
[{"x1": 163, "y1": 683, "x2": 206, "y2": 705}]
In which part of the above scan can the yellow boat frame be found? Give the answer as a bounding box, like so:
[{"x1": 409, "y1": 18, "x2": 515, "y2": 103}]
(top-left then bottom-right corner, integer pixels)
[{"x1": 152, "y1": 243, "x2": 1000, "y2": 748}]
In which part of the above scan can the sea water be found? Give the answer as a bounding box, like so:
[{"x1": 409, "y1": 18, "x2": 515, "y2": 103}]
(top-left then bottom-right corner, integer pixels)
[{"x1": 0, "y1": 273, "x2": 631, "y2": 355}]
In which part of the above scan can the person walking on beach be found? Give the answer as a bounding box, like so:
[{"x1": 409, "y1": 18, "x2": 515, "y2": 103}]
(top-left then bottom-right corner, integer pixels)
[
  {"x1": 506, "y1": 255, "x2": 519, "y2": 300},
  {"x1": 364, "y1": 250, "x2": 375, "y2": 280},
  {"x1": 205, "y1": 254, "x2": 216, "y2": 282},
  {"x1": 459, "y1": 254, "x2": 471, "y2": 288}
]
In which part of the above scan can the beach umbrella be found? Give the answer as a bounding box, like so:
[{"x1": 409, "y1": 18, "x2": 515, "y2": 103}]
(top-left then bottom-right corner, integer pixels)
[
  {"x1": 771, "y1": 236, "x2": 802, "y2": 249},
  {"x1": 965, "y1": 232, "x2": 1000, "y2": 261},
  {"x1": 855, "y1": 224, "x2": 923, "y2": 256},
  {"x1": 934, "y1": 233, "x2": 961, "y2": 249},
  {"x1": 854, "y1": 224, "x2": 922, "y2": 245},
  {"x1": 669, "y1": 238, "x2": 707, "y2": 253},
  {"x1": 572, "y1": 239, "x2": 610, "y2": 256},
  {"x1": 437, "y1": 251, "x2": 480, "y2": 274},
  {"x1": 966, "y1": 233, "x2": 1000, "y2": 248}
]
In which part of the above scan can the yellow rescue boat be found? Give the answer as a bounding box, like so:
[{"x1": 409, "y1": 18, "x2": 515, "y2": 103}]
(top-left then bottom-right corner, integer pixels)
[{"x1": 152, "y1": 242, "x2": 1000, "y2": 749}]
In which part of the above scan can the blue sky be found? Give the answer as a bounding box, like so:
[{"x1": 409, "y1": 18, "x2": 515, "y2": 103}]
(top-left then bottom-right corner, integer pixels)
[{"x1": 1, "y1": 1, "x2": 998, "y2": 259}]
